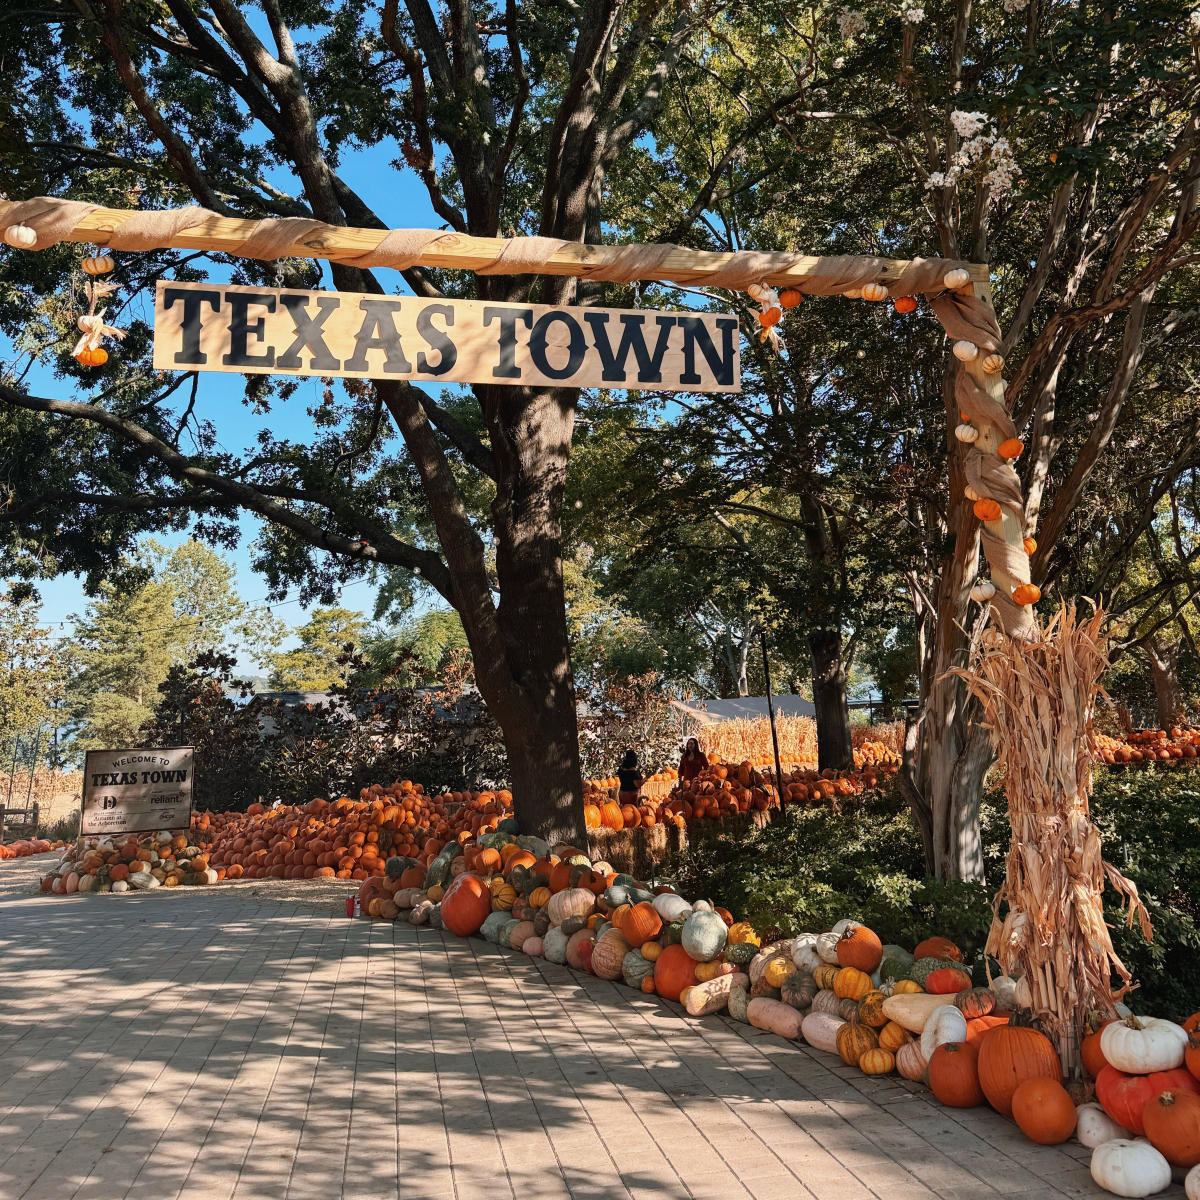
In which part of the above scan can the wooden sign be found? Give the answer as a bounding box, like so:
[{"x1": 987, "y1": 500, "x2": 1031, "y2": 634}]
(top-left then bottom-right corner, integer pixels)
[
  {"x1": 152, "y1": 281, "x2": 740, "y2": 392},
  {"x1": 81, "y1": 748, "x2": 194, "y2": 836}
]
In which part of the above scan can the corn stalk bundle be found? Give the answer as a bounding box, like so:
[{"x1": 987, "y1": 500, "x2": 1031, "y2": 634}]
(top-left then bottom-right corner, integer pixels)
[
  {"x1": 954, "y1": 602, "x2": 1151, "y2": 1078},
  {"x1": 682, "y1": 714, "x2": 818, "y2": 765}
]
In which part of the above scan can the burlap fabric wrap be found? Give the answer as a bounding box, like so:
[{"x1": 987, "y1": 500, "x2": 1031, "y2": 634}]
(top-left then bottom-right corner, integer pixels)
[{"x1": 6, "y1": 197, "x2": 1030, "y2": 631}]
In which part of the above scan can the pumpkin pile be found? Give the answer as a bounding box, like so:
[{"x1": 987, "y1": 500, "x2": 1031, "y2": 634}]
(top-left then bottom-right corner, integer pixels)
[
  {"x1": 1097, "y1": 726, "x2": 1200, "y2": 765},
  {"x1": 0, "y1": 837, "x2": 57, "y2": 860},
  {"x1": 351, "y1": 833, "x2": 1199, "y2": 1199},
  {"x1": 39, "y1": 830, "x2": 216, "y2": 894}
]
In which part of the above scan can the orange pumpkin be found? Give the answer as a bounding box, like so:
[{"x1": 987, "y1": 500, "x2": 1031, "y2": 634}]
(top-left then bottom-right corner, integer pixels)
[
  {"x1": 440, "y1": 874, "x2": 492, "y2": 937},
  {"x1": 1082, "y1": 1019, "x2": 1116, "y2": 1079},
  {"x1": 653, "y1": 944, "x2": 697, "y2": 1000},
  {"x1": 977, "y1": 1020, "x2": 1062, "y2": 1116},
  {"x1": 929, "y1": 1041, "x2": 984, "y2": 1108},
  {"x1": 1011, "y1": 1077, "x2": 1077, "y2": 1145},
  {"x1": 1142, "y1": 1089, "x2": 1200, "y2": 1166},
  {"x1": 836, "y1": 924, "x2": 883, "y2": 973},
  {"x1": 1187, "y1": 1033, "x2": 1200, "y2": 1083},
  {"x1": 913, "y1": 937, "x2": 962, "y2": 962},
  {"x1": 622, "y1": 902, "x2": 662, "y2": 948}
]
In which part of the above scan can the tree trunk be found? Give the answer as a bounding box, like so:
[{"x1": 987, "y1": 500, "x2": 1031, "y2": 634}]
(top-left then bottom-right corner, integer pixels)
[
  {"x1": 809, "y1": 628, "x2": 852, "y2": 771},
  {"x1": 1142, "y1": 636, "x2": 1184, "y2": 730}
]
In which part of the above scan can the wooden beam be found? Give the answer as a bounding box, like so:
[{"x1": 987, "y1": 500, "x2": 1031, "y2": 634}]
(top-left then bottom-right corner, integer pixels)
[{"x1": 0, "y1": 199, "x2": 990, "y2": 288}]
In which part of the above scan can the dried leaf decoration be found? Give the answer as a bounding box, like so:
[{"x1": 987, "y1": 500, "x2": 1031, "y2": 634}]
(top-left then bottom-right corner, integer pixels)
[{"x1": 953, "y1": 602, "x2": 1151, "y2": 1079}]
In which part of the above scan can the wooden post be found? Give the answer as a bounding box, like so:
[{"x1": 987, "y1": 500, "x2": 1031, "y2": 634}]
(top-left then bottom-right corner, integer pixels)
[
  {"x1": 760, "y1": 633, "x2": 787, "y2": 810},
  {"x1": 965, "y1": 280, "x2": 1036, "y2": 638}
]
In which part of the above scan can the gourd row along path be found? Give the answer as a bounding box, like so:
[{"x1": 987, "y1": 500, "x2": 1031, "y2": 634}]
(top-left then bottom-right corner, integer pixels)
[{"x1": 3, "y1": 855, "x2": 1177, "y2": 1200}]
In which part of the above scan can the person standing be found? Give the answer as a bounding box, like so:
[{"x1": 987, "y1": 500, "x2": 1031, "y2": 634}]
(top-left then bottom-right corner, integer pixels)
[
  {"x1": 617, "y1": 749, "x2": 645, "y2": 806},
  {"x1": 678, "y1": 737, "x2": 706, "y2": 784}
]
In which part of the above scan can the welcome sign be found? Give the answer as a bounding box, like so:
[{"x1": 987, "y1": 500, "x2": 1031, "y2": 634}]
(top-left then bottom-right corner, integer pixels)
[
  {"x1": 81, "y1": 747, "x2": 195, "y2": 836},
  {"x1": 153, "y1": 282, "x2": 741, "y2": 392}
]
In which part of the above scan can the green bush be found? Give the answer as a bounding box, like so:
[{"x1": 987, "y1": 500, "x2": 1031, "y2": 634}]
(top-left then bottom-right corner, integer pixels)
[{"x1": 668, "y1": 765, "x2": 1200, "y2": 1020}]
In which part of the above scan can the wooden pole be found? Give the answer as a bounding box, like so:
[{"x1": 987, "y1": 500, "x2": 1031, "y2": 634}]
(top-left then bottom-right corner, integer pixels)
[
  {"x1": 0, "y1": 199, "x2": 991, "y2": 290},
  {"x1": 966, "y1": 280, "x2": 1036, "y2": 637},
  {"x1": 759, "y1": 633, "x2": 787, "y2": 811}
]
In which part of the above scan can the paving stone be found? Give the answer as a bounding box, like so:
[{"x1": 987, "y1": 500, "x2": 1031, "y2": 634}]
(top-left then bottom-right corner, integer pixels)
[{"x1": 0, "y1": 856, "x2": 1187, "y2": 1200}]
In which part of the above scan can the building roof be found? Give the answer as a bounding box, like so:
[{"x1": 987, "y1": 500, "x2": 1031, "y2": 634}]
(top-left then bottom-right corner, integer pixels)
[{"x1": 670, "y1": 695, "x2": 815, "y2": 723}]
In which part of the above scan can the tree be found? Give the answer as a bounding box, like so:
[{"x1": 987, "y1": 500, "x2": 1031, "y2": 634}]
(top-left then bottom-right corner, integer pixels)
[
  {"x1": 357, "y1": 608, "x2": 470, "y2": 687},
  {"x1": 152, "y1": 539, "x2": 285, "y2": 667},
  {"x1": 67, "y1": 575, "x2": 186, "y2": 750},
  {"x1": 0, "y1": 588, "x2": 64, "y2": 767},
  {"x1": 267, "y1": 607, "x2": 368, "y2": 691},
  {"x1": 0, "y1": 0, "x2": 805, "y2": 843}
]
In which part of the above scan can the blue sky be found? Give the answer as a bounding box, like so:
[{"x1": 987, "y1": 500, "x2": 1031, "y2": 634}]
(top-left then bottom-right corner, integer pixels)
[{"x1": 10, "y1": 142, "x2": 453, "y2": 671}]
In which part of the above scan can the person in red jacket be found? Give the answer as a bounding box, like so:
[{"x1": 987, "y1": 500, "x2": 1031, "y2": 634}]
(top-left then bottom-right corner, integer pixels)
[{"x1": 678, "y1": 737, "x2": 706, "y2": 784}]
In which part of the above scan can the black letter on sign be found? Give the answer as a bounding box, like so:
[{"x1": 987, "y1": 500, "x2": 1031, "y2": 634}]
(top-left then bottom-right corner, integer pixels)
[
  {"x1": 278, "y1": 294, "x2": 342, "y2": 370},
  {"x1": 679, "y1": 316, "x2": 739, "y2": 387},
  {"x1": 162, "y1": 287, "x2": 221, "y2": 365},
  {"x1": 222, "y1": 292, "x2": 277, "y2": 368},
  {"x1": 416, "y1": 304, "x2": 456, "y2": 376},
  {"x1": 483, "y1": 307, "x2": 533, "y2": 378},
  {"x1": 528, "y1": 312, "x2": 586, "y2": 381},
  {"x1": 345, "y1": 299, "x2": 412, "y2": 373},
  {"x1": 584, "y1": 312, "x2": 678, "y2": 384}
]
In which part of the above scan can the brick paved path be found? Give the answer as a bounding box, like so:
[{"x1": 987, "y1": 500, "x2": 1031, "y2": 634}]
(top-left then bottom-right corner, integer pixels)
[{"x1": 0, "y1": 856, "x2": 1185, "y2": 1200}]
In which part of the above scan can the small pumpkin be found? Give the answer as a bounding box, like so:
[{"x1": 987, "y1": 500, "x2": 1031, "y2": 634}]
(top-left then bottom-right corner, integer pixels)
[
  {"x1": 727, "y1": 921, "x2": 759, "y2": 946},
  {"x1": 832, "y1": 967, "x2": 872, "y2": 1001},
  {"x1": 1075, "y1": 1102, "x2": 1130, "y2": 1149},
  {"x1": 813, "y1": 963, "x2": 841, "y2": 991},
  {"x1": 925, "y1": 967, "x2": 973, "y2": 995},
  {"x1": 890, "y1": 979, "x2": 923, "y2": 995},
  {"x1": 920, "y1": 1004, "x2": 968, "y2": 1062},
  {"x1": 857, "y1": 990, "x2": 889, "y2": 1028},
  {"x1": 858, "y1": 1048, "x2": 895, "y2": 1075},
  {"x1": 954, "y1": 987, "x2": 996, "y2": 1019},
  {"x1": 878, "y1": 1021, "x2": 913, "y2": 1053},
  {"x1": 1012, "y1": 1077, "x2": 1077, "y2": 1145},
  {"x1": 780, "y1": 971, "x2": 817, "y2": 1013},
  {"x1": 764, "y1": 955, "x2": 796, "y2": 989},
  {"x1": 836, "y1": 1022, "x2": 879, "y2": 1067},
  {"x1": 895, "y1": 1040, "x2": 928, "y2": 1082}
]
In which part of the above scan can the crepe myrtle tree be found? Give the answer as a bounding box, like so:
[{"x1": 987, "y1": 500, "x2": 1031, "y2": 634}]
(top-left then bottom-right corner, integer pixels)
[{"x1": 0, "y1": 0, "x2": 809, "y2": 843}]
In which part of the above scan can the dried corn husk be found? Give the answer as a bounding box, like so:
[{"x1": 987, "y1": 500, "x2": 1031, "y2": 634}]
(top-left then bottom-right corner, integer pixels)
[{"x1": 953, "y1": 602, "x2": 1151, "y2": 1080}]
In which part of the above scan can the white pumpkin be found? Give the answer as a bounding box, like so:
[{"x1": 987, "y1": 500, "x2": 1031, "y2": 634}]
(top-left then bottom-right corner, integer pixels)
[
  {"x1": 953, "y1": 339, "x2": 979, "y2": 362},
  {"x1": 547, "y1": 887, "x2": 596, "y2": 925},
  {"x1": 989, "y1": 974, "x2": 1019, "y2": 1009},
  {"x1": 792, "y1": 934, "x2": 822, "y2": 975},
  {"x1": 815, "y1": 931, "x2": 841, "y2": 964},
  {"x1": 111, "y1": 880, "x2": 130, "y2": 893},
  {"x1": 691, "y1": 899, "x2": 713, "y2": 912},
  {"x1": 943, "y1": 268, "x2": 970, "y2": 289},
  {"x1": 1100, "y1": 1016, "x2": 1187, "y2": 1074},
  {"x1": 1075, "y1": 1103, "x2": 1130, "y2": 1149},
  {"x1": 1013, "y1": 974, "x2": 1033, "y2": 1008},
  {"x1": 1089, "y1": 1139, "x2": 1172, "y2": 1198},
  {"x1": 3, "y1": 223, "x2": 37, "y2": 248},
  {"x1": 1185, "y1": 1163, "x2": 1200, "y2": 1200},
  {"x1": 920, "y1": 1003, "x2": 968, "y2": 1061},
  {"x1": 955, "y1": 422, "x2": 979, "y2": 443},
  {"x1": 651, "y1": 892, "x2": 692, "y2": 923},
  {"x1": 831, "y1": 918, "x2": 857, "y2": 936}
]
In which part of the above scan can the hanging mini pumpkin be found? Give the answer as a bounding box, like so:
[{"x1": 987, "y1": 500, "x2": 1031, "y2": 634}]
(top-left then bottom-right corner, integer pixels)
[
  {"x1": 1012, "y1": 583, "x2": 1041, "y2": 606},
  {"x1": 997, "y1": 437, "x2": 1025, "y2": 459},
  {"x1": 779, "y1": 288, "x2": 802, "y2": 308},
  {"x1": 953, "y1": 339, "x2": 979, "y2": 362},
  {"x1": 1023, "y1": 537, "x2": 1037, "y2": 555},
  {"x1": 964, "y1": 484, "x2": 981, "y2": 502},
  {"x1": 861, "y1": 282, "x2": 888, "y2": 301},
  {"x1": 982, "y1": 352, "x2": 1005, "y2": 373},
  {"x1": 970, "y1": 580, "x2": 996, "y2": 603},
  {"x1": 82, "y1": 254, "x2": 115, "y2": 276},
  {"x1": 3, "y1": 223, "x2": 37, "y2": 248},
  {"x1": 943, "y1": 268, "x2": 970, "y2": 289},
  {"x1": 973, "y1": 499, "x2": 1002, "y2": 523},
  {"x1": 75, "y1": 347, "x2": 108, "y2": 367},
  {"x1": 893, "y1": 296, "x2": 918, "y2": 314},
  {"x1": 955, "y1": 422, "x2": 979, "y2": 443}
]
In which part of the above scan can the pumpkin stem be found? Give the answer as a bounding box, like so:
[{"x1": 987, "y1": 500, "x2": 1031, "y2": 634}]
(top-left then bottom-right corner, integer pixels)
[{"x1": 1122, "y1": 1013, "x2": 1145, "y2": 1030}]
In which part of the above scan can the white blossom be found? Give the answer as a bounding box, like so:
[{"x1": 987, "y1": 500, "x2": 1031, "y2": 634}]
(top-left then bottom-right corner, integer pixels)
[
  {"x1": 950, "y1": 110, "x2": 988, "y2": 138},
  {"x1": 902, "y1": 6, "x2": 925, "y2": 22},
  {"x1": 837, "y1": 8, "x2": 867, "y2": 38},
  {"x1": 833, "y1": 55, "x2": 846, "y2": 68},
  {"x1": 1190, "y1": 9, "x2": 1200, "y2": 33},
  {"x1": 1003, "y1": 0, "x2": 1029, "y2": 12}
]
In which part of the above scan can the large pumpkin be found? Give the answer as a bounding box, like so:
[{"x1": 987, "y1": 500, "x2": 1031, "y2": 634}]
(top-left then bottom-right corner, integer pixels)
[
  {"x1": 440, "y1": 873, "x2": 492, "y2": 937},
  {"x1": 1142, "y1": 1089, "x2": 1200, "y2": 1167},
  {"x1": 928, "y1": 1042, "x2": 984, "y2": 1108},
  {"x1": 591, "y1": 930, "x2": 630, "y2": 981},
  {"x1": 622, "y1": 902, "x2": 662, "y2": 947},
  {"x1": 836, "y1": 924, "x2": 883, "y2": 973},
  {"x1": 976, "y1": 1020, "x2": 1062, "y2": 1116},
  {"x1": 913, "y1": 936, "x2": 962, "y2": 962},
  {"x1": 1096, "y1": 1065, "x2": 1200, "y2": 1135},
  {"x1": 681, "y1": 910, "x2": 728, "y2": 962},
  {"x1": 654, "y1": 944, "x2": 697, "y2": 1000}
]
